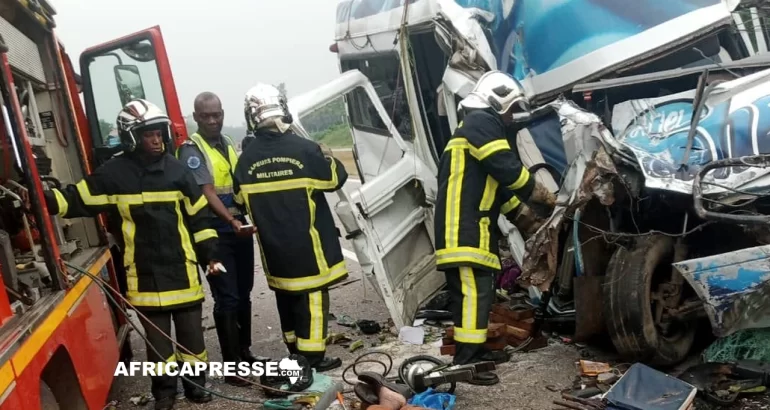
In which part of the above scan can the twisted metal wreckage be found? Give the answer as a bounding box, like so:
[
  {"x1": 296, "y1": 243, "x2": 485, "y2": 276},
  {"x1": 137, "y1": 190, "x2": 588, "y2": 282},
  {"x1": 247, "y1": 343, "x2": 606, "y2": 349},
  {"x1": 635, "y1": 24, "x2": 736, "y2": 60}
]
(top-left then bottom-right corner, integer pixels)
[
  {"x1": 519, "y1": 67, "x2": 770, "y2": 363},
  {"x1": 297, "y1": 0, "x2": 770, "y2": 367}
]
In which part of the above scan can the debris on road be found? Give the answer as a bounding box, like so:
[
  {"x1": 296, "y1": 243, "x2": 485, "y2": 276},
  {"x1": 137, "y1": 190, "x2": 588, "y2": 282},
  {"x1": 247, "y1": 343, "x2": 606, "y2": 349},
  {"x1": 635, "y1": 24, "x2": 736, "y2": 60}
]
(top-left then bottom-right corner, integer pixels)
[
  {"x1": 604, "y1": 363, "x2": 697, "y2": 409},
  {"x1": 128, "y1": 394, "x2": 151, "y2": 406},
  {"x1": 704, "y1": 328, "x2": 770, "y2": 363},
  {"x1": 578, "y1": 360, "x2": 612, "y2": 377},
  {"x1": 349, "y1": 339, "x2": 364, "y2": 352},
  {"x1": 398, "y1": 326, "x2": 425, "y2": 345}
]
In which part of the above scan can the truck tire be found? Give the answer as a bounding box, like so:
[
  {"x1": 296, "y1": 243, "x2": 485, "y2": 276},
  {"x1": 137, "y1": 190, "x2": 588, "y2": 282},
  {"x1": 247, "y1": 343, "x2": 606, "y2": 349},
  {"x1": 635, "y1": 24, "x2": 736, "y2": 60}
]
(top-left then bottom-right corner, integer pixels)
[
  {"x1": 603, "y1": 234, "x2": 696, "y2": 366},
  {"x1": 40, "y1": 381, "x2": 60, "y2": 410}
]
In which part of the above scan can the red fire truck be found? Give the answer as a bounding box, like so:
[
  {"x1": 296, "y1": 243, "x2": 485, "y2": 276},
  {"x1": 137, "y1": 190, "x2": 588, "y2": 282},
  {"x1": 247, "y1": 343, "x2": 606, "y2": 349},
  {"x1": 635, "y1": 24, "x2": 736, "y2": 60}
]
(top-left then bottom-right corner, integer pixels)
[{"x1": 0, "y1": 1, "x2": 188, "y2": 408}]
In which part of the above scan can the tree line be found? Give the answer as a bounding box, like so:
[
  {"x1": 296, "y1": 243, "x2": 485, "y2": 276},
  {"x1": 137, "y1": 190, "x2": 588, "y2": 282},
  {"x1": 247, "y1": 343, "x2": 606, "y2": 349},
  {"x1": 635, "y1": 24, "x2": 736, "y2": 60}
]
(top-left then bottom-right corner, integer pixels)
[{"x1": 99, "y1": 82, "x2": 353, "y2": 149}]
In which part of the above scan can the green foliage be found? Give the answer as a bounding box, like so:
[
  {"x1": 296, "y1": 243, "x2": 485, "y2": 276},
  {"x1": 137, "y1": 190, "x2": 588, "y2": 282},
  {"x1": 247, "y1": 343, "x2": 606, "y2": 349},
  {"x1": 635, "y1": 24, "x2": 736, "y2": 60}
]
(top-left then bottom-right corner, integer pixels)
[
  {"x1": 302, "y1": 97, "x2": 353, "y2": 148},
  {"x1": 313, "y1": 122, "x2": 353, "y2": 148},
  {"x1": 180, "y1": 82, "x2": 353, "y2": 148}
]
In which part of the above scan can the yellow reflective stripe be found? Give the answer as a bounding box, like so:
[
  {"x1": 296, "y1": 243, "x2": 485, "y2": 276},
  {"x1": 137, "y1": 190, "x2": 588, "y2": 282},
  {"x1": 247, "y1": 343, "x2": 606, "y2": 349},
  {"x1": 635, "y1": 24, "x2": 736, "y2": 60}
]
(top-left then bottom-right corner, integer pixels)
[
  {"x1": 444, "y1": 137, "x2": 511, "y2": 161},
  {"x1": 307, "y1": 189, "x2": 328, "y2": 273},
  {"x1": 459, "y1": 266, "x2": 478, "y2": 333},
  {"x1": 454, "y1": 327, "x2": 487, "y2": 344},
  {"x1": 479, "y1": 217, "x2": 491, "y2": 252},
  {"x1": 127, "y1": 282, "x2": 204, "y2": 307},
  {"x1": 215, "y1": 186, "x2": 234, "y2": 195},
  {"x1": 479, "y1": 176, "x2": 497, "y2": 211},
  {"x1": 296, "y1": 338, "x2": 326, "y2": 352},
  {"x1": 234, "y1": 191, "x2": 245, "y2": 205},
  {"x1": 175, "y1": 202, "x2": 197, "y2": 263},
  {"x1": 298, "y1": 291, "x2": 327, "y2": 351},
  {"x1": 193, "y1": 229, "x2": 217, "y2": 243},
  {"x1": 177, "y1": 350, "x2": 208, "y2": 363},
  {"x1": 266, "y1": 261, "x2": 347, "y2": 292},
  {"x1": 142, "y1": 191, "x2": 185, "y2": 202},
  {"x1": 184, "y1": 195, "x2": 208, "y2": 216},
  {"x1": 327, "y1": 156, "x2": 339, "y2": 189},
  {"x1": 118, "y1": 203, "x2": 136, "y2": 267},
  {"x1": 224, "y1": 135, "x2": 239, "y2": 173},
  {"x1": 126, "y1": 265, "x2": 138, "y2": 296},
  {"x1": 151, "y1": 354, "x2": 177, "y2": 376},
  {"x1": 76, "y1": 181, "x2": 187, "y2": 206},
  {"x1": 76, "y1": 180, "x2": 109, "y2": 205},
  {"x1": 508, "y1": 167, "x2": 531, "y2": 190},
  {"x1": 283, "y1": 331, "x2": 297, "y2": 343},
  {"x1": 240, "y1": 178, "x2": 335, "y2": 194},
  {"x1": 476, "y1": 140, "x2": 510, "y2": 160},
  {"x1": 445, "y1": 147, "x2": 464, "y2": 248},
  {"x1": 501, "y1": 196, "x2": 521, "y2": 214},
  {"x1": 309, "y1": 291, "x2": 324, "y2": 342},
  {"x1": 435, "y1": 247, "x2": 501, "y2": 270},
  {"x1": 53, "y1": 188, "x2": 68, "y2": 216}
]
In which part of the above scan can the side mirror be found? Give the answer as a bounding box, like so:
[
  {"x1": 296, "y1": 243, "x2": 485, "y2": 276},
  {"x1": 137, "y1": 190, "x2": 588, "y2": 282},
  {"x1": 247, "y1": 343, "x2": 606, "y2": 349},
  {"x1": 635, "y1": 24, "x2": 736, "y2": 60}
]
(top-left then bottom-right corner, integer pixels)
[
  {"x1": 122, "y1": 41, "x2": 156, "y2": 63},
  {"x1": 114, "y1": 65, "x2": 146, "y2": 106}
]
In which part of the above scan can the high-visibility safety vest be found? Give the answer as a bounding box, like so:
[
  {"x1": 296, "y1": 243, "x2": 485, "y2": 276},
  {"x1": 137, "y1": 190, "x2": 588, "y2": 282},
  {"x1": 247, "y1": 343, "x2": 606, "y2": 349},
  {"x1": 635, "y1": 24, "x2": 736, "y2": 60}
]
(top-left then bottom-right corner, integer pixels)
[{"x1": 184, "y1": 133, "x2": 241, "y2": 216}]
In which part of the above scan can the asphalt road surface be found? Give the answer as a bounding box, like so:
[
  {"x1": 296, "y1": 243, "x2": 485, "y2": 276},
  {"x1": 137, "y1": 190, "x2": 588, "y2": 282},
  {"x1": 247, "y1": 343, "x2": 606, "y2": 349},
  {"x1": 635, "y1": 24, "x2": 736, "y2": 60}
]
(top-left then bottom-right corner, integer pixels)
[{"x1": 105, "y1": 177, "x2": 592, "y2": 410}]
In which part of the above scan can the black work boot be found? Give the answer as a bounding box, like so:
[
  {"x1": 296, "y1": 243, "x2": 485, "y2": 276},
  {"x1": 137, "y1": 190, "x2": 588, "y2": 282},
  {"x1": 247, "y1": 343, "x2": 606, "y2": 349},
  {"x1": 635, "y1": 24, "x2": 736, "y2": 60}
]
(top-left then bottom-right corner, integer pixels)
[
  {"x1": 454, "y1": 342, "x2": 500, "y2": 386},
  {"x1": 154, "y1": 396, "x2": 175, "y2": 410},
  {"x1": 151, "y1": 375, "x2": 178, "y2": 409},
  {"x1": 478, "y1": 349, "x2": 510, "y2": 364},
  {"x1": 285, "y1": 342, "x2": 299, "y2": 355},
  {"x1": 307, "y1": 354, "x2": 342, "y2": 372},
  {"x1": 214, "y1": 312, "x2": 251, "y2": 387},
  {"x1": 182, "y1": 375, "x2": 212, "y2": 404}
]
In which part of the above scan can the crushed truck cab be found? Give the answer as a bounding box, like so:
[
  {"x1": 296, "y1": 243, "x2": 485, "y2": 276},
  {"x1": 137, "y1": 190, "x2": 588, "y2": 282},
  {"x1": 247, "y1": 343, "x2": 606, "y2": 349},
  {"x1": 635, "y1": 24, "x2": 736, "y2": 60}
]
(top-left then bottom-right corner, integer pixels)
[{"x1": 287, "y1": 0, "x2": 770, "y2": 366}]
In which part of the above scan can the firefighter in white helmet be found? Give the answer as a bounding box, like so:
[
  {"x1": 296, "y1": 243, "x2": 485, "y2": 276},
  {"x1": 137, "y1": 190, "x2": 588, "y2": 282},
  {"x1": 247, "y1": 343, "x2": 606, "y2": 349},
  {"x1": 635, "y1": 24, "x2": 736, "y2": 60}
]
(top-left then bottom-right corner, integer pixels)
[
  {"x1": 232, "y1": 83, "x2": 346, "y2": 373},
  {"x1": 44, "y1": 99, "x2": 221, "y2": 410},
  {"x1": 434, "y1": 71, "x2": 556, "y2": 385}
]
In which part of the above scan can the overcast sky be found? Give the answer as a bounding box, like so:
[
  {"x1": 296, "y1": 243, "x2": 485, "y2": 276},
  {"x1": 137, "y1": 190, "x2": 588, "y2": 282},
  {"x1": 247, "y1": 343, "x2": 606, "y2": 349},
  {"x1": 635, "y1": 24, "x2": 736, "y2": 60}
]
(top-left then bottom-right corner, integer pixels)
[{"x1": 51, "y1": 0, "x2": 342, "y2": 126}]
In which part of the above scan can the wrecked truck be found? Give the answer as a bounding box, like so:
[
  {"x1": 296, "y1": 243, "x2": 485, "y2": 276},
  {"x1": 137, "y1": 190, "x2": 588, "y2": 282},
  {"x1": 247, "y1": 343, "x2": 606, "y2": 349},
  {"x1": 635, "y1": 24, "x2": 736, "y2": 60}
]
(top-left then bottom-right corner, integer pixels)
[{"x1": 286, "y1": 0, "x2": 770, "y2": 365}]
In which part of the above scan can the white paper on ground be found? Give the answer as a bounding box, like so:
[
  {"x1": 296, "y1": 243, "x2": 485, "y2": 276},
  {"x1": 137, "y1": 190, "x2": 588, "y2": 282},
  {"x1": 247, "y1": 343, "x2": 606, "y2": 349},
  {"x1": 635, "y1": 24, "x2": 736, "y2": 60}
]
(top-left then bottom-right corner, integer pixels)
[{"x1": 398, "y1": 326, "x2": 425, "y2": 345}]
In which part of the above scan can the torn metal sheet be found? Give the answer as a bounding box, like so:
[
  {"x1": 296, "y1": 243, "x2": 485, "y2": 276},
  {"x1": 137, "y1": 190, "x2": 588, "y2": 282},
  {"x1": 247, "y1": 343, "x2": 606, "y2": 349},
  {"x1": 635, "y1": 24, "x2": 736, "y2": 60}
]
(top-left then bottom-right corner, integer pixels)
[
  {"x1": 673, "y1": 245, "x2": 770, "y2": 337},
  {"x1": 519, "y1": 100, "x2": 619, "y2": 291},
  {"x1": 614, "y1": 68, "x2": 770, "y2": 196},
  {"x1": 335, "y1": 0, "x2": 736, "y2": 101}
]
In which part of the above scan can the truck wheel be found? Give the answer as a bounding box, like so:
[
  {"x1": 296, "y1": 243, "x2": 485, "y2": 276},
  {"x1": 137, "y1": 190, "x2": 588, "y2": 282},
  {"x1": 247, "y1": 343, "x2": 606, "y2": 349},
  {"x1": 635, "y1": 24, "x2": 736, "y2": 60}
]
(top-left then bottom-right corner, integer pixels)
[
  {"x1": 40, "y1": 381, "x2": 60, "y2": 410},
  {"x1": 603, "y1": 234, "x2": 696, "y2": 366}
]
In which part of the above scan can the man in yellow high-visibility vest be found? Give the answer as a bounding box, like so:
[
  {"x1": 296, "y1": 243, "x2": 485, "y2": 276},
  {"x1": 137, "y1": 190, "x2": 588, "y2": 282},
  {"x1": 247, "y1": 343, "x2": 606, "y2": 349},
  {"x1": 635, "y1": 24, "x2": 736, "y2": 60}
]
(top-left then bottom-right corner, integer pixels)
[{"x1": 176, "y1": 92, "x2": 265, "y2": 387}]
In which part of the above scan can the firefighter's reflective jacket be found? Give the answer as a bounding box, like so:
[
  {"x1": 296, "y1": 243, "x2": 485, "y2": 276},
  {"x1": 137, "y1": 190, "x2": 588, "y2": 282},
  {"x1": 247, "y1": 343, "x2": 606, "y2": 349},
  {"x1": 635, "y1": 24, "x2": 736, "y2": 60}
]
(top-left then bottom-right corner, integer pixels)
[
  {"x1": 435, "y1": 108, "x2": 535, "y2": 271},
  {"x1": 44, "y1": 153, "x2": 218, "y2": 310},
  {"x1": 175, "y1": 133, "x2": 243, "y2": 232},
  {"x1": 233, "y1": 130, "x2": 348, "y2": 294}
]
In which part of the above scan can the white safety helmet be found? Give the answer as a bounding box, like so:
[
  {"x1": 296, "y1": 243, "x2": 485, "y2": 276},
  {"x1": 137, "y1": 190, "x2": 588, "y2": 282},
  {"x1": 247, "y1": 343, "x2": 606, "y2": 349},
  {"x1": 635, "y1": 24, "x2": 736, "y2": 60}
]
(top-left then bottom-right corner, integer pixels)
[
  {"x1": 116, "y1": 99, "x2": 171, "y2": 153},
  {"x1": 458, "y1": 71, "x2": 530, "y2": 117},
  {"x1": 244, "y1": 84, "x2": 293, "y2": 133}
]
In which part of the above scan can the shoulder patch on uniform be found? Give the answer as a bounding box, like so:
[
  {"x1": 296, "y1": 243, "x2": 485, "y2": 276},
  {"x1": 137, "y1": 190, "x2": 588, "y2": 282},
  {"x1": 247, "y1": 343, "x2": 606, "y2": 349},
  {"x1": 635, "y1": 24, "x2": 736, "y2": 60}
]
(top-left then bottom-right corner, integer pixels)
[
  {"x1": 186, "y1": 156, "x2": 202, "y2": 169},
  {"x1": 182, "y1": 140, "x2": 196, "y2": 146}
]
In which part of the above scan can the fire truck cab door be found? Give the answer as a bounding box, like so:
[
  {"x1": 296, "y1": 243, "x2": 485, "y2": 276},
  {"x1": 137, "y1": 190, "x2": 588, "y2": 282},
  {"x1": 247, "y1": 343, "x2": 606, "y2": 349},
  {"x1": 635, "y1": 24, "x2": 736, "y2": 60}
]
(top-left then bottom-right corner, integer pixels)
[
  {"x1": 79, "y1": 26, "x2": 186, "y2": 166},
  {"x1": 288, "y1": 69, "x2": 443, "y2": 329}
]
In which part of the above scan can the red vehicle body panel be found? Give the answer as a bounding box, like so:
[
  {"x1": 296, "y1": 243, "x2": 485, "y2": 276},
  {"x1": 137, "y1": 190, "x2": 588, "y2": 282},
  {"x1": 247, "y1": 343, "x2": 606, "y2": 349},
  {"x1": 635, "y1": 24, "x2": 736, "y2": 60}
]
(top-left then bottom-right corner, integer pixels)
[
  {"x1": 0, "y1": 20, "x2": 185, "y2": 409},
  {"x1": 0, "y1": 253, "x2": 118, "y2": 409}
]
